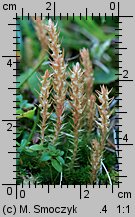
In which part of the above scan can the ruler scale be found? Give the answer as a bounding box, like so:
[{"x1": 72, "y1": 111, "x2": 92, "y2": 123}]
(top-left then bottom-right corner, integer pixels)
[{"x1": 0, "y1": 0, "x2": 134, "y2": 216}]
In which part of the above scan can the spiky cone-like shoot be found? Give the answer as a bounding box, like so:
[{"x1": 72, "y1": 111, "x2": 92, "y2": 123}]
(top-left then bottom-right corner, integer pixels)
[
  {"x1": 39, "y1": 70, "x2": 51, "y2": 144},
  {"x1": 80, "y1": 48, "x2": 94, "y2": 98},
  {"x1": 70, "y1": 62, "x2": 85, "y2": 167},
  {"x1": 31, "y1": 16, "x2": 48, "y2": 55},
  {"x1": 80, "y1": 48, "x2": 95, "y2": 132},
  {"x1": 96, "y1": 85, "x2": 113, "y2": 149},
  {"x1": 91, "y1": 139, "x2": 103, "y2": 184},
  {"x1": 45, "y1": 19, "x2": 67, "y2": 141}
]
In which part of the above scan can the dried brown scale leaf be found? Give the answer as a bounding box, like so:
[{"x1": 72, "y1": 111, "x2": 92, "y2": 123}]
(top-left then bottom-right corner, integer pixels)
[
  {"x1": 31, "y1": 17, "x2": 48, "y2": 52},
  {"x1": 39, "y1": 70, "x2": 51, "y2": 144},
  {"x1": 45, "y1": 19, "x2": 67, "y2": 141}
]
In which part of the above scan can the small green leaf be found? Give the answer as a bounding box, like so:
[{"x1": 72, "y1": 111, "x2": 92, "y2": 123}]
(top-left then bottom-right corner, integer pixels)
[
  {"x1": 56, "y1": 156, "x2": 65, "y2": 165},
  {"x1": 21, "y1": 139, "x2": 27, "y2": 147},
  {"x1": 25, "y1": 150, "x2": 37, "y2": 157},
  {"x1": 17, "y1": 107, "x2": 36, "y2": 119},
  {"x1": 48, "y1": 145, "x2": 56, "y2": 152},
  {"x1": 50, "y1": 152, "x2": 57, "y2": 157},
  {"x1": 29, "y1": 144, "x2": 44, "y2": 151},
  {"x1": 41, "y1": 153, "x2": 51, "y2": 161},
  {"x1": 61, "y1": 132, "x2": 74, "y2": 138},
  {"x1": 51, "y1": 159, "x2": 62, "y2": 173},
  {"x1": 17, "y1": 139, "x2": 27, "y2": 152}
]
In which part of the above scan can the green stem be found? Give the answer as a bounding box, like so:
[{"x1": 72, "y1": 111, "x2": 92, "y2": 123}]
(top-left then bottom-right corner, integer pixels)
[{"x1": 18, "y1": 56, "x2": 48, "y2": 88}]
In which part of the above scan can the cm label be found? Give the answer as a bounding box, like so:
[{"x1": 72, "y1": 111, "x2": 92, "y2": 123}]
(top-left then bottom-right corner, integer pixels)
[{"x1": 3, "y1": 4, "x2": 16, "y2": 10}]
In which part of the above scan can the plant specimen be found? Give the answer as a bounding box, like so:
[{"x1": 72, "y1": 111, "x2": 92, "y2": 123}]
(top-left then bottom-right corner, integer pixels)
[
  {"x1": 80, "y1": 48, "x2": 95, "y2": 132},
  {"x1": 91, "y1": 139, "x2": 102, "y2": 183},
  {"x1": 91, "y1": 85, "x2": 113, "y2": 183},
  {"x1": 39, "y1": 69, "x2": 51, "y2": 144},
  {"x1": 96, "y1": 85, "x2": 113, "y2": 149},
  {"x1": 80, "y1": 48, "x2": 94, "y2": 98},
  {"x1": 45, "y1": 19, "x2": 67, "y2": 142},
  {"x1": 70, "y1": 62, "x2": 85, "y2": 168}
]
